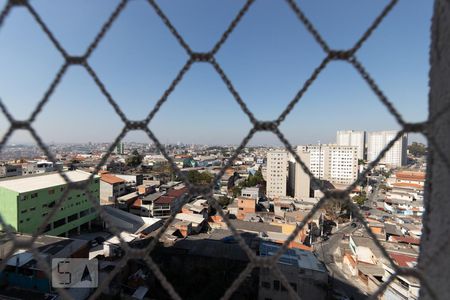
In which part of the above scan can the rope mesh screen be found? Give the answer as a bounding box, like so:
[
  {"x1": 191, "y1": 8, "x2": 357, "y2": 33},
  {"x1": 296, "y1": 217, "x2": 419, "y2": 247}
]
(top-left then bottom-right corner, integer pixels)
[{"x1": 0, "y1": 0, "x2": 446, "y2": 299}]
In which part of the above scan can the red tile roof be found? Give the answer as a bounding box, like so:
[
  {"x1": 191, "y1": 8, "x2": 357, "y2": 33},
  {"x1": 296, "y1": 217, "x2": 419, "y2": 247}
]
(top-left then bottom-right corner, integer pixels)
[
  {"x1": 395, "y1": 171, "x2": 425, "y2": 181},
  {"x1": 167, "y1": 187, "x2": 188, "y2": 198},
  {"x1": 130, "y1": 198, "x2": 142, "y2": 209},
  {"x1": 389, "y1": 253, "x2": 417, "y2": 267},
  {"x1": 393, "y1": 182, "x2": 423, "y2": 189},
  {"x1": 391, "y1": 236, "x2": 421, "y2": 245},
  {"x1": 100, "y1": 174, "x2": 126, "y2": 184},
  {"x1": 154, "y1": 195, "x2": 175, "y2": 205}
]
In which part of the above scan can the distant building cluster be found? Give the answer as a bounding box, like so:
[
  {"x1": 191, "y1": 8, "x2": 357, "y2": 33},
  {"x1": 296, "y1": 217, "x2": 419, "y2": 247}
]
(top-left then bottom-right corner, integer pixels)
[
  {"x1": 0, "y1": 128, "x2": 423, "y2": 300},
  {"x1": 337, "y1": 130, "x2": 408, "y2": 167}
]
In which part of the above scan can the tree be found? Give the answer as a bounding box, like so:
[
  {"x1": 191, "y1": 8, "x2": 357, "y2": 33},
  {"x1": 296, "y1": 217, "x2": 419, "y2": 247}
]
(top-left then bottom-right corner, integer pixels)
[
  {"x1": 217, "y1": 196, "x2": 231, "y2": 207},
  {"x1": 408, "y1": 142, "x2": 427, "y2": 157},
  {"x1": 352, "y1": 194, "x2": 366, "y2": 206},
  {"x1": 186, "y1": 170, "x2": 214, "y2": 186},
  {"x1": 126, "y1": 149, "x2": 143, "y2": 167},
  {"x1": 229, "y1": 168, "x2": 266, "y2": 197},
  {"x1": 323, "y1": 197, "x2": 351, "y2": 220}
]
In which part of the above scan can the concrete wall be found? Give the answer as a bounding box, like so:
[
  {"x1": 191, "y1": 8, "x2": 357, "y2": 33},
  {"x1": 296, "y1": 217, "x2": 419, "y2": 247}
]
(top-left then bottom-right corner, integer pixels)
[
  {"x1": 419, "y1": 1, "x2": 450, "y2": 299},
  {"x1": 100, "y1": 180, "x2": 114, "y2": 203},
  {"x1": 0, "y1": 187, "x2": 18, "y2": 231}
]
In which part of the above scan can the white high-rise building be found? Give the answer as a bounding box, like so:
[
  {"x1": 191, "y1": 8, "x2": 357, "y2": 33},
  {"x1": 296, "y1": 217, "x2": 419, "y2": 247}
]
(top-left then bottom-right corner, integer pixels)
[
  {"x1": 367, "y1": 131, "x2": 408, "y2": 167},
  {"x1": 266, "y1": 150, "x2": 288, "y2": 199},
  {"x1": 298, "y1": 144, "x2": 359, "y2": 185},
  {"x1": 336, "y1": 130, "x2": 366, "y2": 160}
]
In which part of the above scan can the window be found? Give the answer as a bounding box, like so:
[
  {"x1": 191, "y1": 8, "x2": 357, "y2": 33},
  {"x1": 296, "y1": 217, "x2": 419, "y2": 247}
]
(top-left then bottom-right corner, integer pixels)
[
  {"x1": 261, "y1": 281, "x2": 270, "y2": 289},
  {"x1": 30, "y1": 207, "x2": 36, "y2": 211},
  {"x1": 21, "y1": 209, "x2": 27, "y2": 214},
  {"x1": 273, "y1": 280, "x2": 280, "y2": 291},
  {"x1": 68, "y1": 213, "x2": 78, "y2": 222},
  {"x1": 53, "y1": 218, "x2": 66, "y2": 228},
  {"x1": 48, "y1": 189, "x2": 55, "y2": 195},
  {"x1": 31, "y1": 192, "x2": 38, "y2": 199}
]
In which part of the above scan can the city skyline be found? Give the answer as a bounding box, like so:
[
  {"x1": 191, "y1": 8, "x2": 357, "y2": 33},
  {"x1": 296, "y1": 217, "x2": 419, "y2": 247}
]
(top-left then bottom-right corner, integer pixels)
[{"x1": 0, "y1": 0, "x2": 431, "y2": 145}]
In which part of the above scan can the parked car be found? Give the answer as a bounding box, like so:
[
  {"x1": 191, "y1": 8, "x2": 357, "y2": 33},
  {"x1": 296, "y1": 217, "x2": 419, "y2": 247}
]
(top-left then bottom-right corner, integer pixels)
[{"x1": 351, "y1": 222, "x2": 357, "y2": 228}]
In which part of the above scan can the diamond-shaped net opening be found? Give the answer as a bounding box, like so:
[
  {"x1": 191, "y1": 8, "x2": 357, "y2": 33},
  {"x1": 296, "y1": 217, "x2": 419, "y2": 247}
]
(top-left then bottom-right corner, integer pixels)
[{"x1": 0, "y1": 0, "x2": 446, "y2": 299}]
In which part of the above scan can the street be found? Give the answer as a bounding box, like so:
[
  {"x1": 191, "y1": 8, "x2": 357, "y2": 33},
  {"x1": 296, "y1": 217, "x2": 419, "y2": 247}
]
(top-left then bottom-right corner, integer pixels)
[{"x1": 314, "y1": 224, "x2": 367, "y2": 300}]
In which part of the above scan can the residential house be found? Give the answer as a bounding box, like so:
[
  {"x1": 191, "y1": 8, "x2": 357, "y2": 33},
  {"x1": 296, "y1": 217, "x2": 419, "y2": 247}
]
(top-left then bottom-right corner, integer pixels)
[
  {"x1": 99, "y1": 172, "x2": 127, "y2": 204},
  {"x1": 237, "y1": 197, "x2": 256, "y2": 220},
  {"x1": 152, "y1": 187, "x2": 188, "y2": 219},
  {"x1": 381, "y1": 253, "x2": 420, "y2": 300}
]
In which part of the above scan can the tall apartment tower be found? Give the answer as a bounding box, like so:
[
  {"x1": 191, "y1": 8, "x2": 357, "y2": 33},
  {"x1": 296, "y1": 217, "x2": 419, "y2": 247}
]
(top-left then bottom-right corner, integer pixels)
[
  {"x1": 299, "y1": 144, "x2": 358, "y2": 185},
  {"x1": 294, "y1": 150, "x2": 311, "y2": 198},
  {"x1": 367, "y1": 131, "x2": 408, "y2": 167},
  {"x1": 336, "y1": 130, "x2": 366, "y2": 160},
  {"x1": 266, "y1": 150, "x2": 288, "y2": 199},
  {"x1": 116, "y1": 142, "x2": 125, "y2": 155}
]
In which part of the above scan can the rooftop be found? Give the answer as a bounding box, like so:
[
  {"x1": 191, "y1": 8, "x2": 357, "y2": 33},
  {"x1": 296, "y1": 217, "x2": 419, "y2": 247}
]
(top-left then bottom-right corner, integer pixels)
[
  {"x1": 100, "y1": 173, "x2": 126, "y2": 185},
  {"x1": 0, "y1": 232, "x2": 88, "y2": 266},
  {"x1": 391, "y1": 236, "x2": 421, "y2": 245},
  {"x1": 392, "y1": 182, "x2": 424, "y2": 189},
  {"x1": 228, "y1": 219, "x2": 282, "y2": 234},
  {"x1": 175, "y1": 213, "x2": 205, "y2": 225},
  {"x1": 154, "y1": 195, "x2": 176, "y2": 205},
  {"x1": 142, "y1": 192, "x2": 163, "y2": 202},
  {"x1": 389, "y1": 253, "x2": 417, "y2": 268},
  {"x1": 259, "y1": 242, "x2": 326, "y2": 273},
  {"x1": 395, "y1": 171, "x2": 426, "y2": 181},
  {"x1": 0, "y1": 170, "x2": 96, "y2": 193},
  {"x1": 167, "y1": 187, "x2": 188, "y2": 198}
]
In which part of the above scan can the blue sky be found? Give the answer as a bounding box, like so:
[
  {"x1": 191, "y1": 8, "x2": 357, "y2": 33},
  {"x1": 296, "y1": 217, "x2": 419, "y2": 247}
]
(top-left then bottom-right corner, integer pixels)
[{"x1": 0, "y1": 0, "x2": 432, "y2": 146}]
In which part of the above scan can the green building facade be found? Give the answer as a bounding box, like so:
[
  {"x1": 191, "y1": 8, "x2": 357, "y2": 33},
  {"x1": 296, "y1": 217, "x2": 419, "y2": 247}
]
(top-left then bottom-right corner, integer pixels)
[{"x1": 0, "y1": 170, "x2": 99, "y2": 236}]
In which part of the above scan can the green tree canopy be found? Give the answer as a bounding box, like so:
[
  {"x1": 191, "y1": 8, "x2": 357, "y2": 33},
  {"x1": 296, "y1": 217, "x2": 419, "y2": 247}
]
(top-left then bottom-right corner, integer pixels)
[
  {"x1": 126, "y1": 149, "x2": 143, "y2": 167},
  {"x1": 186, "y1": 170, "x2": 214, "y2": 186},
  {"x1": 352, "y1": 194, "x2": 366, "y2": 206},
  {"x1": 408, "y1": 142, "x2": 427, "y2": 157}
]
